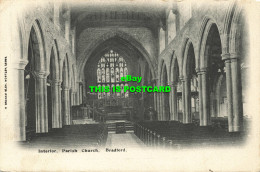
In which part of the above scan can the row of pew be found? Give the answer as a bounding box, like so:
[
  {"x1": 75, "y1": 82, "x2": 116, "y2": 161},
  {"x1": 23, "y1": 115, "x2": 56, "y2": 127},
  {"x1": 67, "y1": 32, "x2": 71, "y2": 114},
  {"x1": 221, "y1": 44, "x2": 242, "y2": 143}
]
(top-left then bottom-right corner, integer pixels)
[
  {"x1": 134, "y1": 119, "x2": 249, "y2": 149},
  {"x1": 20, "y1": 124, "x2": 108, "y2": 148}
]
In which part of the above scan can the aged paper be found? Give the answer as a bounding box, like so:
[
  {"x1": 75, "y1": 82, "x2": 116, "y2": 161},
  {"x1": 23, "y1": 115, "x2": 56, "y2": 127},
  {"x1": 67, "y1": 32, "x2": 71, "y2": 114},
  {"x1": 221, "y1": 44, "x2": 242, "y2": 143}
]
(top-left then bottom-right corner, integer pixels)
[{"x1": 0, "y1": 0, "x2": 260, "y2": 171}]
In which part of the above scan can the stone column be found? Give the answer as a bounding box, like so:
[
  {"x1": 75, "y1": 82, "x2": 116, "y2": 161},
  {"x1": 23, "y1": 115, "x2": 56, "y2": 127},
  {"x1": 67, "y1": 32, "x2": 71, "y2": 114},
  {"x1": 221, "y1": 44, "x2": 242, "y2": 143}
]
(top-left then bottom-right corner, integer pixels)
[
  {"x1": 200, "y1": 68, "x2": 210, "y2": 126},
  {"x1": 12, "y1": 60, "x2": 27, "y2": 141},
  {"x1": 222, "y1": 54, "x2": 233, "y2": 131},
  {"x1": 184, "y1": 77, "x2": 191, "y2": 123},
  {"x1": 171, "y1": 83, "x2": 178, "y2": 121},
  {"x1": 197, "y1": 69, "x2": 203, "y2": 126},
  {"x1": 154, "y1": 92, "x2": 157, "y2": 111},
  {"x1": 181, "y1": 78, "x2": 185, "y2": 123},
  {"x1": 78, "y1": 82, "x2": 83, "y2": 105},
  {"x1": 74, "y1": 92, "x2": 77, "y2": 105},
  {"x1": 230, "y1": 54, "x2": 243, "y2": 132},
  {"x1": 57, "y1": 81, "x2": 62, "y2": 127},
  {"x1": 62, "y1": 87, "x2": 71, "y2": 125},
  {"x1": 52, "y1": 80, "x2": 62, "y2": 128},
  {"x1": 169, "y1": 83, "x2": 173, "y2": 120},
  {"x1": 160, "y1": 92, "x2": 164, "y2": 120},
  {"x1": 34, "y1": 71, "x2": 48, "y2": 133},
  {"x1": 71, "y1": 92, "x2": 75, "y2": 106},
  {"x1": 152, "y1": 79, "x2": 158, "y2": 117}
]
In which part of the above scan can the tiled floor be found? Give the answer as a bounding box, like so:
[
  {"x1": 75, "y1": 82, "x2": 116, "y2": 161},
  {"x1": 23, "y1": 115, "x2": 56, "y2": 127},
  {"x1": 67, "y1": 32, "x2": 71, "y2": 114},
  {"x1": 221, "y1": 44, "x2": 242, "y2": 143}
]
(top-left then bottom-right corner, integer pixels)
[{"x1": 106, "y1": 133, "x2": 145, "y2": 148}]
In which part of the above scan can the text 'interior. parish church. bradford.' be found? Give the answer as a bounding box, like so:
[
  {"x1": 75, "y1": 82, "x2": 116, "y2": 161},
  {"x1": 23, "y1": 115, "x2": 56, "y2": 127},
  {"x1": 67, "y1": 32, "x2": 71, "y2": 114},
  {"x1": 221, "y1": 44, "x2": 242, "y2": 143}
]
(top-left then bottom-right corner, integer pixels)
[{"x1": 5, "y1": 0, "x2": 250, "y2": 148}]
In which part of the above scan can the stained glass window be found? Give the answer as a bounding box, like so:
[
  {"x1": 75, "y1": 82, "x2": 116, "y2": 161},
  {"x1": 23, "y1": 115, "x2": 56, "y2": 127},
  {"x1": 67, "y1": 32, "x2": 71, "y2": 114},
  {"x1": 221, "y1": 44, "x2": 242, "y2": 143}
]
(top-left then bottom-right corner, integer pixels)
[{"x1": 97, "y1": 50, "x2": 129, "y2": 99}]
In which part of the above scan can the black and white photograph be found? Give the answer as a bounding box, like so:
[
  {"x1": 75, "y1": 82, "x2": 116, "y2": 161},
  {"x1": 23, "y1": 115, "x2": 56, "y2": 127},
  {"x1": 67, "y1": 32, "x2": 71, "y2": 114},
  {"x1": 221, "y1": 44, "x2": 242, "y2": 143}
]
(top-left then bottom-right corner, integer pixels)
[{"x1": 0, "y1": 0, "x2": 259, "y2": 171}]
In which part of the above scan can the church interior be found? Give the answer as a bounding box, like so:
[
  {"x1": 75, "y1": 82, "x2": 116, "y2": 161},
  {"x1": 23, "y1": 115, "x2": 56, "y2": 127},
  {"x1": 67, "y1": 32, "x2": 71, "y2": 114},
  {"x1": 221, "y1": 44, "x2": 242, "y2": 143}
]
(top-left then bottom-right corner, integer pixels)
[{"x1": 7, "y1": 0, "x2": 251, "y2": 149}]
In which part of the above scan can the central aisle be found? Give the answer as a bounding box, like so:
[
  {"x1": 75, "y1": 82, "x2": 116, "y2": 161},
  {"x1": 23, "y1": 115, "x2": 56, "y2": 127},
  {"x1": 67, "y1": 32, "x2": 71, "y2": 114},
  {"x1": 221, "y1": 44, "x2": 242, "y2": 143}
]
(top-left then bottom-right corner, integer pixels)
[{"x1": 106, "y1": 133, "x2": 145, "y2": 148}]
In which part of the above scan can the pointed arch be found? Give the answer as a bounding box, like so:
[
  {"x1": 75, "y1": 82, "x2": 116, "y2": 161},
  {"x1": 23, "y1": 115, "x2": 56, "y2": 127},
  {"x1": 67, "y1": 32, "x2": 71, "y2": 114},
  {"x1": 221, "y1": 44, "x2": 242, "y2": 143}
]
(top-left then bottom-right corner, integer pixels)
[
  {"x1": 199, "y1": 18, "x2": 223, "y2": 68},
  {"x1": 78, "y1": 31, "x2": 156, "y2": 81},
  {"x1": 26, "y1": 19, "x2": 46, "y2": 72}
]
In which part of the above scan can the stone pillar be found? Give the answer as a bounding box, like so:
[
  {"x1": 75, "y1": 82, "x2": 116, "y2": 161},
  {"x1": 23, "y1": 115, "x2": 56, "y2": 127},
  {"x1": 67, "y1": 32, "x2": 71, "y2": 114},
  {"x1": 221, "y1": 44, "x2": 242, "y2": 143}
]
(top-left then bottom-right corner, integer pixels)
[
  {"x1": 171, "y1": 83, "x2": 178, "y2": 121},
  {"x1": 181, "y1": 78, "x2": 185, "y2": 123},
  {"x1": 223, "y1": 53, "x2": 244, "y2": 132},
  {"x1": 184, "y1": 77, "x2": 191, "y2": 123},
  {"x1": 52, "y1": 80, "x2": 62, "y2": 128},
  {"x1": 62, "y1": 87, "x2": 71, "y2": 125},
  {"x1": 12, "y1": 60, "x2": 27, "y2": 141},
  {"x1": 169, "y1": 83, "x2": 173, "y2": 120},
  {"x1": 73, "y1": 92, "x2": 77, "y2": 105},
  {"x1": 160, "y1": 92, "x2": 164, "y2": 120},
  {"x1": 152, "y1": 79, "x2": 158, "y2": 117},
  {"x1": 154, "y1": 92, "x2": 157, "y2": 111},
  {"x1": 78, "y1": 82, "x2": 83, "y2": 105},
  {"x1": 200, "y1": 68, "x2": 210, "y2": 126},
  {"x1": 197, "y1": 69, "x2": 203, "y2": 126},
  {"x1": 71, "y1": 92, "x2": 75, "y2": 106},
  {"x1": 34, "y1": 72, "x2": 48, "y2": 133},
  {"x1": 57, "y1": 81, "x2": 62, "y2": 127},
  {"x1": 223, "y1": 57, "x2": 233, "y2": 131},
  {"x1": 230, "y1": 54, "x2": 243, "y2": 132}
]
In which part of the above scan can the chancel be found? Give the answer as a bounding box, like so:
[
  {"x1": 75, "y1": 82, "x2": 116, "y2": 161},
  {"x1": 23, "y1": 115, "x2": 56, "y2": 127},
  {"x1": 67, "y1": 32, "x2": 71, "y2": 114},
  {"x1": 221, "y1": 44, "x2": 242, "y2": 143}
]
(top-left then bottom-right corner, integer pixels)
[{"x1": 6, "y1": 0, "x2": 250, "y2": 149}]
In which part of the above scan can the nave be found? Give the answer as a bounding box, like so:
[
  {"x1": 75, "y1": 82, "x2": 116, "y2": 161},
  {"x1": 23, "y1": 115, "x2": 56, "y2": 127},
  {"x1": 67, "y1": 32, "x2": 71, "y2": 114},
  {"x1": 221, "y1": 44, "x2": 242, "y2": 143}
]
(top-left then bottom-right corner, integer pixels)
[{"x1": 8, "y1": 0, "x2": 250, "y2": 149}]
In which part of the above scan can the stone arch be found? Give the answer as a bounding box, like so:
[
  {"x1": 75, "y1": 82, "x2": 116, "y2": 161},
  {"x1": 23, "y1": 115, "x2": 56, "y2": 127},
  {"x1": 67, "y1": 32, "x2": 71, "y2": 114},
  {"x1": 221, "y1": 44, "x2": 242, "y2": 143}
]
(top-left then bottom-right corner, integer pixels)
[
  {"x1": 198, "y1": 17, "x2": 224, "y2": 126},
  {"x1": 198, "y1": 17, "x2": 223, "y2": 68},
  {"x1": 160, "y1": 61, "x2": 170, "y2": 121},
  {"x1": 229, "y1": 4, "x2": 242, "y2": 54},
  {"x1": 24, "y1": 20, "x2": 48, "y2": 135},
  {"x1": 78, "y1": 30, "x2": 156, "y2": 81},
  {"x1": 46, "y1": 41, "x2": 61, "y2": 129},
  {"x1": 48, "y1": 40, "x2": 60, "y2": 80},
  {"x1": 183, "y1": 39, "x2": 198, "y2": 123},
  {"x1": 182, "y1": 39, "x2": 196, "y2": 78},
  {"x1": 179, "y1": 37, "x2": 189, "y2": 75},
  {"x1": 170, "y1": 53, "x2": 180, "y2": 83},
  {"x1": 169, "y1": 53, "x2": 182, "y2": 121},
  {"x1": 222, "y1": 1, "x2": 237, "y2": 54},
  {"x1": 158, "y1": 58, "x2": 164, "y2": 86},
  {"x1": 25, "y1": 19, "x2": 47, "y2": 73}
]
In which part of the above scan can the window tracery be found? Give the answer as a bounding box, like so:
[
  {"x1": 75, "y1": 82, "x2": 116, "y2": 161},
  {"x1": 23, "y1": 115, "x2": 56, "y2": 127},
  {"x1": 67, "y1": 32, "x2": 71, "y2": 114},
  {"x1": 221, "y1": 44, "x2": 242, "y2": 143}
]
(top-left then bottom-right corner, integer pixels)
[{"x1": 97, "y1": 50, "x2": 129, "y2": 99}]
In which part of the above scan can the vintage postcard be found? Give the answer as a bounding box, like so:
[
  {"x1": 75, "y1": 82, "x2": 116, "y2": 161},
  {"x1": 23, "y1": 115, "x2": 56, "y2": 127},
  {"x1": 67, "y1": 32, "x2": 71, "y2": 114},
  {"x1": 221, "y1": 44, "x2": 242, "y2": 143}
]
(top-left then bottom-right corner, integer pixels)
[{"x1": 0, "y1": 0, "x2": 259, "y2": 171}]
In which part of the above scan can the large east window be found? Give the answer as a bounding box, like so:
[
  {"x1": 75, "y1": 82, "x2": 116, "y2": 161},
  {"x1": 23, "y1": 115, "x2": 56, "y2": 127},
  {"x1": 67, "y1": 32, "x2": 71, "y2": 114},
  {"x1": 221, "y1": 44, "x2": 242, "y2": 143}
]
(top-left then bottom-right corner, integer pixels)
[{"x1": 97, "y1": 50, "x2": 129, "y2": 99}]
